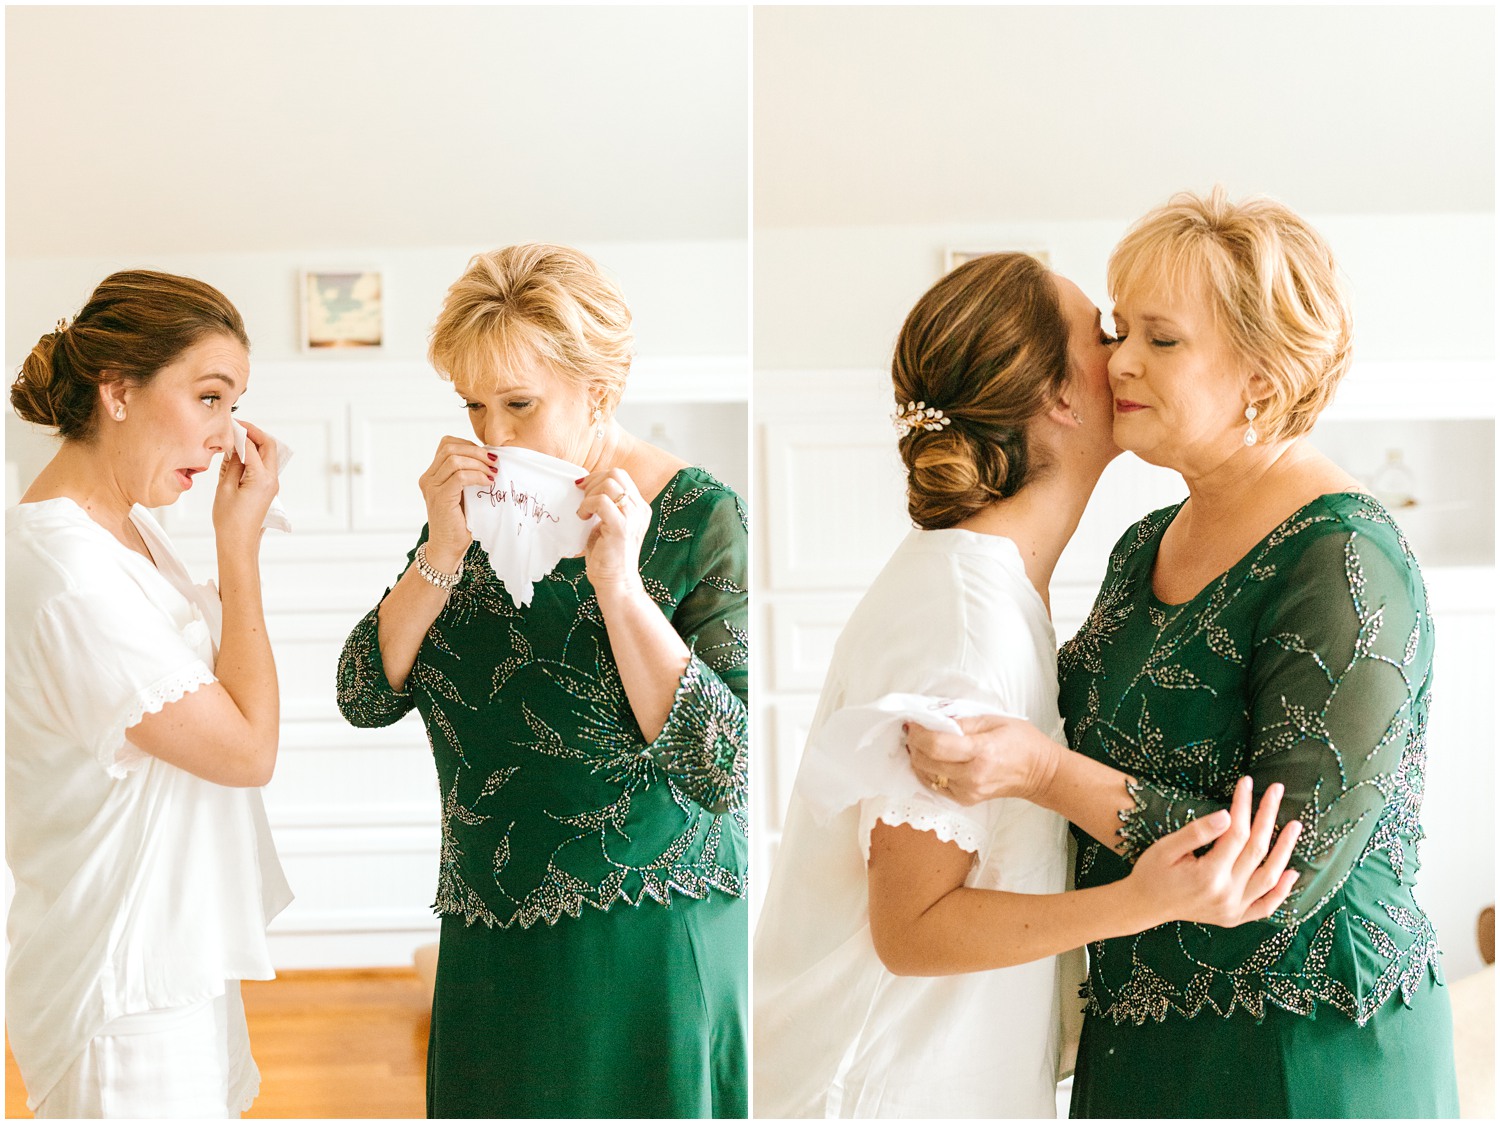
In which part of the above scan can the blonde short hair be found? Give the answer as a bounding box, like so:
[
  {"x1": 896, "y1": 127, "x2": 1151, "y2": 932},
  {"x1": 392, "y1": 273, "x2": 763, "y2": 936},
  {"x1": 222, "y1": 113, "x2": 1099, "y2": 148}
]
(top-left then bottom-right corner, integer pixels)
[
  {"x1": 428, "y1": 244, "x2": 634, "y2": 410},
  {"x1": 1108, "y1": 187, "x2": 1353, "y2": 442}
]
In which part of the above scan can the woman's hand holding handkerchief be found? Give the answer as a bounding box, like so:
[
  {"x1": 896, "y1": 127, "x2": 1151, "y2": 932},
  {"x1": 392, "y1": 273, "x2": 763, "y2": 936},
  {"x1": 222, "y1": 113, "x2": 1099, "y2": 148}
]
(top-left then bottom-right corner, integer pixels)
[
  {"x1": 575, "y1": 466, "x2": 652, "y2": 601},
  {"x1": 231, "y1": 419, "x2": 293, "y2": 533},
  {"x1": 798, "y1": 694, "x2": 1018, "y2": 826},
  {"x1": 464, "y1": 446, "x2": 597, "y2": 607}
]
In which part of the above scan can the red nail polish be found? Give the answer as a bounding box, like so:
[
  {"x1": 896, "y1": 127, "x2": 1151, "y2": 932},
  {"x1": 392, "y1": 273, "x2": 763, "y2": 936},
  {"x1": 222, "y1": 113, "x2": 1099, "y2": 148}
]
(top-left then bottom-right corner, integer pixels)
[
  {"x1": 488, "y1": 453, "x2": 497, "y2": 461},
  {"x1": 574, "y1": 476, "x2": 585, "y2": 485}
]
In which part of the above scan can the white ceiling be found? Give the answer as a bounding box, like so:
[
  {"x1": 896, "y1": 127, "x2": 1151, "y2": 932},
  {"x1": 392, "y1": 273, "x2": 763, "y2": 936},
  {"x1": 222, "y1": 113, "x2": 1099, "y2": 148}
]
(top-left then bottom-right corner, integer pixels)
[
  {"x1": 754, "y1": 5, "x2": 1495, "y2": 227},
  {"x1": 6, "y1": 5, "x2": 749, "y2": 257},
  {"x1": 7, "y1": 5, "x2": 1492, "y2": 258}
]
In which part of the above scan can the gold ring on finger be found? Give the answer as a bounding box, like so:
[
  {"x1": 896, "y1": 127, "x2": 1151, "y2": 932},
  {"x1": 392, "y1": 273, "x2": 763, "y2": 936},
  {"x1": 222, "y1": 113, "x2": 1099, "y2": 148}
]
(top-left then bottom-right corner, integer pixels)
[{"x1": 613, "y1": 495, "x2": 628, "y2": 511}]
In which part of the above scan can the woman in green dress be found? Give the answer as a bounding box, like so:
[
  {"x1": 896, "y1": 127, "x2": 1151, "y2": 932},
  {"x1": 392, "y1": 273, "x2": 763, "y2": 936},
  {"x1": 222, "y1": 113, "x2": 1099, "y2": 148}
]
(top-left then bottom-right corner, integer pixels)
[
  {"x1": 907, "y1": 189, "x2": 1458, "y2": 1117},
  {"x1": 336, "y1": 244, "x2": 747, "y2": 1118}
]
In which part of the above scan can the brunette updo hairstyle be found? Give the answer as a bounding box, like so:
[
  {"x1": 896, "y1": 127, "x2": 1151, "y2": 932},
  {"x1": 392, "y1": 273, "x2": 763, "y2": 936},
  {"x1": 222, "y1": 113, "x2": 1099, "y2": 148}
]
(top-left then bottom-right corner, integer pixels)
[
  {"x1": 893, "y1": 252, "x2": 1070, "y2": 529},
  {"x1": 11, "y1": 270, "x2": 249, "y2": 441}
]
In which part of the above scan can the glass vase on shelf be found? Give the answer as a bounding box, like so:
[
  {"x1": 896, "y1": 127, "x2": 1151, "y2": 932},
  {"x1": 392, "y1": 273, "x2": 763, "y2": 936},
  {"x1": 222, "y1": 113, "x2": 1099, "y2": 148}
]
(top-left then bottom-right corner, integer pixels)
[{"x1": 1370, "y1": 448, "x2": 1419, "y2": 510}]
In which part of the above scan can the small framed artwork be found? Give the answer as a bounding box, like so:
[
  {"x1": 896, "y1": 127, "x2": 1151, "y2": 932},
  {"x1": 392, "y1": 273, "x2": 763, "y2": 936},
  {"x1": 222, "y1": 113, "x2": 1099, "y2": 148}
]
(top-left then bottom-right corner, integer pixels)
[
  {"x1": 301, "y1": 269, "x2": 383, "y2": 350},
  {"x1": 943, "y1": 246, "x2": 1052, "y2": 274}
]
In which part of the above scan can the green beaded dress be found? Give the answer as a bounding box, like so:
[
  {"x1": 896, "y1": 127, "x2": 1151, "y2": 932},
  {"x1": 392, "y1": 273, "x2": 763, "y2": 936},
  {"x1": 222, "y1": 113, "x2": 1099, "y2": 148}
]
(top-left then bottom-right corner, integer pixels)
[
  {"x1": 337, "y1": 468, "x2": 749, "y2": 1119},
  {"x1": 1057, "y1": 492, "x2": 1458, "y2": 1118}
]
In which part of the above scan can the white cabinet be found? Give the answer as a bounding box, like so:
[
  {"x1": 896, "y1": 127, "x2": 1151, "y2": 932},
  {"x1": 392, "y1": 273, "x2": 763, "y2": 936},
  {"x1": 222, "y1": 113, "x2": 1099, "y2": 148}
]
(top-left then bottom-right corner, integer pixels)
[
  {"x1": 347, "y1": 398, "x2": 460, "y2": 531},
  {"x1": 158, "y1": 364, "x2": 462, "y2": 536}
]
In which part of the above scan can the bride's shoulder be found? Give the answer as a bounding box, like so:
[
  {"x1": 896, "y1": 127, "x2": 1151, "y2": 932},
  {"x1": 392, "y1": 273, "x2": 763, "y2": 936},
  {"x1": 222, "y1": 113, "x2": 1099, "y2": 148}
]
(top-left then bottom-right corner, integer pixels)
[{"x1": 840, "y1": 540, "x2": 1008, "y2": 655}]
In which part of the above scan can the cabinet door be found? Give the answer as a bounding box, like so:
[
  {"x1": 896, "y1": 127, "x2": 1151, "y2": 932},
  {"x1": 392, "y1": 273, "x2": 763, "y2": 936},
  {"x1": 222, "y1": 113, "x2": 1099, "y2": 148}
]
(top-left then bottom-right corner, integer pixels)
[
  {"x1": 254, "y1": 407, "x2": 351, "y2": 533},
  {"x1": 762, "y1": 416, "x2": 911, "y2": 589},
  {"x1": 347, "y1": 388, "x2": 465, "y2": 533},
  {"x1": 155, "y1": 401, "x2": 349, "y2": 535}
]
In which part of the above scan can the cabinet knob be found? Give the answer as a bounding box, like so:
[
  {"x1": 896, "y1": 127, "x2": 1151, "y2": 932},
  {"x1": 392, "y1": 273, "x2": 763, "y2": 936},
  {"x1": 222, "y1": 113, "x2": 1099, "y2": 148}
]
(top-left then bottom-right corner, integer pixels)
[
  {"x1": 330, "y1": 463, "x2": 344, "y2": 475},
  {"x1": 351, "y1": 463, "x2": 365, "y2": 475}
]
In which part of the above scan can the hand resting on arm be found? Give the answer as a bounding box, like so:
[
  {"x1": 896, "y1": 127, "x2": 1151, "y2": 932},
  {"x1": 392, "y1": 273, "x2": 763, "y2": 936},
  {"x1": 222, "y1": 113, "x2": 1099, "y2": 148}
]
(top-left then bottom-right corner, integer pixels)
[{"x1": 868, "y1": 775, "x2": 1301, "y2": 976}]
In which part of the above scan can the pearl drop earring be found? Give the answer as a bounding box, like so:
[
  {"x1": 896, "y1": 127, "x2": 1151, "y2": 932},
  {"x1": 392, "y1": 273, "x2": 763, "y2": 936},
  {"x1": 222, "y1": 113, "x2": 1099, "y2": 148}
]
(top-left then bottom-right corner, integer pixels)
[
  {"x1": 1071, "y1": 409, "x2": 1083, "y2": 424},
  {"x1": 1243, "y1": 404, "x2": 1259, "y2": 447},
  {"x1": 115, "y1": 407, "x2": 126, "y2": 421},
  {"x1": 592, "y1": 406, "x2": 605, "y2": 441}
]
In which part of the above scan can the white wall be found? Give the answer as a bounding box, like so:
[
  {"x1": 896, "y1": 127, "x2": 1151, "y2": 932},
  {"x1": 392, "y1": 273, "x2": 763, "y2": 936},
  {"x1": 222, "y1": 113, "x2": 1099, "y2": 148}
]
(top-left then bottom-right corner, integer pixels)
[
  {"x1": 754, "y1": 213, "x2": 1495, "y2": 369},
  {"x1": 5, "y1": 237, "x2": 748, "y2": 485},
  {"x1": 6, "y1": 238, "x2": 747, "y2": 366}
]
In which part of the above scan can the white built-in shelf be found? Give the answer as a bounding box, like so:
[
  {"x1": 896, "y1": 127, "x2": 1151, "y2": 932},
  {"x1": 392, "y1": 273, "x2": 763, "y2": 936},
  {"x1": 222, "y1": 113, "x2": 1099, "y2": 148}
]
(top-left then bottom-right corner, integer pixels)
[{"x1": 246, "y1": 354, "x2": 749, "y2": 404}]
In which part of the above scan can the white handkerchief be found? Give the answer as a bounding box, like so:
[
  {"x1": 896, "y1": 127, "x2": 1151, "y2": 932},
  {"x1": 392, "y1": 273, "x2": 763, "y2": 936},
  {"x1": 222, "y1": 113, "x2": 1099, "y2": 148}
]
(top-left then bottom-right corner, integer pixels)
[
  {"x1": 798, "y1": 693, "x2": 1017, "y2": 826},
  {"x1": 233, "y1": 421, "x2": 294, "y2": 534},
  {"x1": 463, "y1": 446, "x2": 598, "y2": 607}
]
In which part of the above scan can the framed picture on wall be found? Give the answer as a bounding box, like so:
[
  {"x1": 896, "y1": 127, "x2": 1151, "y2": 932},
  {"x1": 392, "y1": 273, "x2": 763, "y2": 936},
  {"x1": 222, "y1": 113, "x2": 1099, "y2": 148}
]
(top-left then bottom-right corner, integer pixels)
[
  {"x1": 301, "y1": 268, "x2": 384, "y2": 350},
  {"x1": 943, "y1": 246, "x2": 1052, "y2": 274}
]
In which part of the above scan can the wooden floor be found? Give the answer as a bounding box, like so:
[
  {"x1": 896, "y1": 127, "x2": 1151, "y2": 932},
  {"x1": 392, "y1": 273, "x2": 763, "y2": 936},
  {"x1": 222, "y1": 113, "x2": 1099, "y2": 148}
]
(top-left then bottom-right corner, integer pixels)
[{"x1": 6, "y1": 968, "x2": 429, "y2": 1118}]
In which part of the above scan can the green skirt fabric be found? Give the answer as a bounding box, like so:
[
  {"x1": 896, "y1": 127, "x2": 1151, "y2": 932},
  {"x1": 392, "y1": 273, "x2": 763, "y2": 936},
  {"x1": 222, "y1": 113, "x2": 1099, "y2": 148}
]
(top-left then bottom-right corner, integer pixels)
[
  {"x1": 1069, "y1": 973, "x2": 1458, "y2": 1118},
  {"x1": 426, "y1": 891, "x2": 748, "y2": 1119}
]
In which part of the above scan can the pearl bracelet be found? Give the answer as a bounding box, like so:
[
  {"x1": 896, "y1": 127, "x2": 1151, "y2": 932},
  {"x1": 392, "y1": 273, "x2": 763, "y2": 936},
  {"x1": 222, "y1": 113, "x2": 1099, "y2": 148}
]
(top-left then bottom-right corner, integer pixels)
[{"x1": 415, "y1": 542, "x2": 464, "y2": 591}]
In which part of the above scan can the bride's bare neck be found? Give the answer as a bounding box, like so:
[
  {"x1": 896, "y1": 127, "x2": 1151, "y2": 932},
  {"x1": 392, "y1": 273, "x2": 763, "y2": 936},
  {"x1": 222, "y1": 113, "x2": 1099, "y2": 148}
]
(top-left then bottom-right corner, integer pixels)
[{"x1": 954, "y1": 456, "x2": 1104, "y2": 613}]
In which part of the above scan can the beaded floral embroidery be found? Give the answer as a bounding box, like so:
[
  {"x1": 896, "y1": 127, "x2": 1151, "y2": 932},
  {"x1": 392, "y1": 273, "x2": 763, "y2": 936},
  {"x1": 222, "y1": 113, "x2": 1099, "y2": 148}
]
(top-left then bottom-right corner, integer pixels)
[
  {"x1": 1059, "y1": 493, "x2": 1443, "y2": 1027},
  {"x1": 338, "y1": 469, "x2": 749, "y2": 929}
]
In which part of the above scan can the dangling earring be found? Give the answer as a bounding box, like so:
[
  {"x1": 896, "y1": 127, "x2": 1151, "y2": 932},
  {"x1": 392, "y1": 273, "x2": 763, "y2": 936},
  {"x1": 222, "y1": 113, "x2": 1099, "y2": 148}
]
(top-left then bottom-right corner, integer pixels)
[
  {"x1": 1070, "y1": 409, "x2": 1083, "y2": 424},
  {"x1": 592, "y1": 406, "x2": 605, "y2": 442},
  {"x1": 1243, "y1": 404, "x2": 1259, "y2": 447},
  {"x1": 115, "y1": 406, "x2": 126, "y2": 421}
]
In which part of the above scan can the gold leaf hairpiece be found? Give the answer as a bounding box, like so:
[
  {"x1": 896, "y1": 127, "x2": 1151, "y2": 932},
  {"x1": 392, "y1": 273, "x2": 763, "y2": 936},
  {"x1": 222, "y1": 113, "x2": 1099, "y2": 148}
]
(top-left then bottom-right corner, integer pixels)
[{"x1": 892, "y1": 400, "x2": 952, "y2": 438}]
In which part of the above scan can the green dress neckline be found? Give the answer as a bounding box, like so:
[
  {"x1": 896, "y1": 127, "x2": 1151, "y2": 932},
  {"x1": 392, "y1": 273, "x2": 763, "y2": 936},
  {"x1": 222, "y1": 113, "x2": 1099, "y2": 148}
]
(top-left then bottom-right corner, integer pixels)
[{"x1": 1144, "y1": 489, "x2": 1371, "y2": 609}]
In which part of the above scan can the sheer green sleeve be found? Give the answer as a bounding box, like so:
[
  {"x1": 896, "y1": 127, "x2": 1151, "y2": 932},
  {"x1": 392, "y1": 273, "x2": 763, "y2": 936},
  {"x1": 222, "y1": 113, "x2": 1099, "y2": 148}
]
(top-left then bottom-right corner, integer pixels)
[
  {"x1": 647, "y1": 488, "x2": 749, "y2": 815},
  {"x1": 1116, "y1": 525, "x2": 1431, "y2": 927},
  {"x1": 335, "y1": 538, "x2": 421, "y2": 729}
]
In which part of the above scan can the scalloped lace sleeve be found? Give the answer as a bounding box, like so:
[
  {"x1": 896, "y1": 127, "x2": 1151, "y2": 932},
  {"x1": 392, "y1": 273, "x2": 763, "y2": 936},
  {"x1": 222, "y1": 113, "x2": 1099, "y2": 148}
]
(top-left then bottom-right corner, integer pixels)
[
  {"x1": 799, "y1": 693, "x2": 1008, "y2": 866},
  {"x1": 857, "y1": 794, "x2": 987, "y2": 862},
  {"x1": 33, "y1": 584, "x2": 221, "y2": 780},
  {"x1": 104, "y1": 663, "x2": 217, "y2": 778}
]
